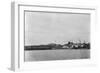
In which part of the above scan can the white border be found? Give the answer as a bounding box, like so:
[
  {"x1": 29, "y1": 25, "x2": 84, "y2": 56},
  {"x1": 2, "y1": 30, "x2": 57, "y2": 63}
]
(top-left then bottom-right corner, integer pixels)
[{"x1": 11, "y1": 2, "x2": 97, "y2": 71}]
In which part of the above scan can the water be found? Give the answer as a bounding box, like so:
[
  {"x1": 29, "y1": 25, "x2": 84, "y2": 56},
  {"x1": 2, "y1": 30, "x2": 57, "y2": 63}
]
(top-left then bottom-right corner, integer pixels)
[{"x1": 24, "y1": 49, "x2": 90, "y2": 61}]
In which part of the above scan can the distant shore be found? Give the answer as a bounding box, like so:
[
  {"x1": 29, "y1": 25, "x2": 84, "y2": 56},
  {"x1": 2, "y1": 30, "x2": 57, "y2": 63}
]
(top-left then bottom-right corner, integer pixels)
[{"x1": 25, "y1": 42, "x2": 90, "y2": 50}]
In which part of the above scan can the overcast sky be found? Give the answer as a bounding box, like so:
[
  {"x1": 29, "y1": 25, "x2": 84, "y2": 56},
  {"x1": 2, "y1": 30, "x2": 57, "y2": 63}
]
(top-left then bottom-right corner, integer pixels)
[{"x1": 25, "y1": 11, "x2": 90, "y2": 46}]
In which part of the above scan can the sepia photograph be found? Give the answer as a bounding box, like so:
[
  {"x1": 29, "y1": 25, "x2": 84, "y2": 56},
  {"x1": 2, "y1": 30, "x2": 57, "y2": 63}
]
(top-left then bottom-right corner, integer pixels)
[{"x1": 24, "y1": 11, "x2": 90, "y2": 61}]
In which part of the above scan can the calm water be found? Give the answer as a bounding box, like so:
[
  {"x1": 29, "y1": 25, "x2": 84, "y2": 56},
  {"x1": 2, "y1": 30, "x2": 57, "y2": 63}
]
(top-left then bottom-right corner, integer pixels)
[{"x1": 24, "y1": 49, "x2": 90, "y2": 61}]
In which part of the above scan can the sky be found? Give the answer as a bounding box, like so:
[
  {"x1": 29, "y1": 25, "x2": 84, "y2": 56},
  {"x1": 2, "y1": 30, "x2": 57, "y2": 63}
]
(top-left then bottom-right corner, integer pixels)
[{"x1": 25, "y1": 11, "x2": 90, "y2": 46}]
